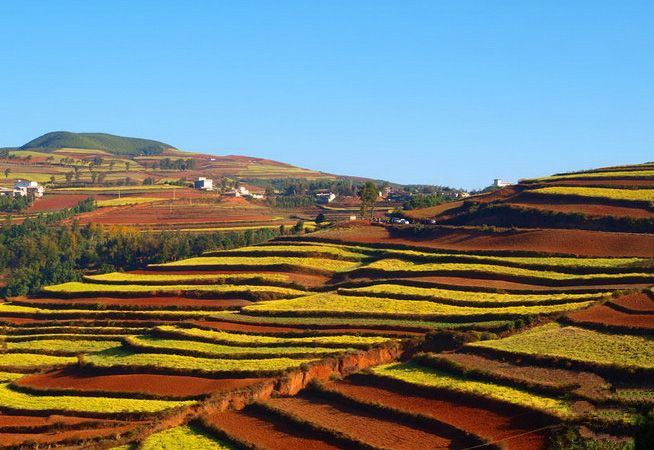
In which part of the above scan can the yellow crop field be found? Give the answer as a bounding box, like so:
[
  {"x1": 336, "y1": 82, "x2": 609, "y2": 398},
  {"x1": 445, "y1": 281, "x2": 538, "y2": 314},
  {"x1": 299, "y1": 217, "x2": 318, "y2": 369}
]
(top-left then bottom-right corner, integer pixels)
[
  {"x1": 0, "y1": 383, "x2": 193, "y2": 413},
  {"x1": 242, "y1": 293, "x2": 595, "y2": 318},
  {"x1": 155, "y1": 325, "x2": 389, "y2": 347},
  {"x1": 86, "y1": 349, "x2": 311, "y2": 373},
  {"x1": 529, "y1": 186, "x2": 654, "y2": 202},
  {"x1": 126, "y1": 336, "x2": 347, "y2": 357},
  {"x1": 6, "y1": 339, "x2": 121, "y2": 355},
  {"x1": 534, "y1": 170, "x2": 654, "y2": 181},
  {"x1": 54, "y1": 184, "x2": 179, "y2": 192},
  {"x1": 42, "y1": 282, "x2": 307, "y2": 298},
  {"x1": 373, "y1": 363, "x2": 573, "y2": 419},
  {"x1": 150, "y1": 256, "x2": 360, "y2": 272},
  {"x1": 212, "y1": 244, "x2": 369, "y2": 260},
  {"x1": 364, "y1": 259, "x2": 651, "y2": 281},
  {"x1": 468, "y1": 323, "x2": 654, "y2": 370},
  {"x1": 84, "y1": 272, "x2": 289, "y2": 284},
  {"x1": 0, "y1": 352, "x2": 76, "y2": 369},
  {"x1": 0, "y1": 303, "x2": 211, "y2": 318},
  {"x1": 340, "y1": 284, "x2": 608, "y2": 305},
  {"x1": 97, "y1": 197, "x2": 163, "y2": 207},
  {"x1": 141, "y1": 425, "x2": 233, "y2": 450}
]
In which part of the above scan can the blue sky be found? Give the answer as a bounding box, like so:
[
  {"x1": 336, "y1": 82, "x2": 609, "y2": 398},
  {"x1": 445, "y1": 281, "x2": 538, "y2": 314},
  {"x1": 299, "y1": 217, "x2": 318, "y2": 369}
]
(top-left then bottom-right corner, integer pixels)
[{"x1": 1, "y1": 1, "x2": 652, "y2": 189}]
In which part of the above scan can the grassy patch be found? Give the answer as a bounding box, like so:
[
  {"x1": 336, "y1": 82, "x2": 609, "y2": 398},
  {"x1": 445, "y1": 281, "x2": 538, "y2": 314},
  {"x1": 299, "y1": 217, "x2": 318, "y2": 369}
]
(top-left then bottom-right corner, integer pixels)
[
  {"x1": 84, "y1": 272, "x2": 289, "y2": 285},
  {"x1": 97, "y1": 197, "x2": 163, "y2": 207},
  {"x1": 150, "y1": 256, "x2": 359, "y2": 273},
  {"x1": 141, "y1": 424, "x2": 235, "y2": 450},
  {"x1": 468, "y1": 323, "x2": 654, "y2": 370},
  {"x1": 0, "y1": 352, "x2": 76, "y2": 369}
]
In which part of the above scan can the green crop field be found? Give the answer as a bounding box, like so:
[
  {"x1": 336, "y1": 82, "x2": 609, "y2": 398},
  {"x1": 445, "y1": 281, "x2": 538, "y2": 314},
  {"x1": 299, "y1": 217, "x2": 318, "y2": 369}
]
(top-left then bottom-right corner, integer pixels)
[
  {"x1": 155, "y1": 325, "x2": 389, "y2": 347},
  {"x1": 84, "y1": 272, "x2": 290, "y2": 285},
  {"x1": 373, "y1": 362, "x2": 573, "y2": 419},
  {"x1": 468, "y1": 323, "x2": 654, "y2": 370},
  {"x1": 529, "y1": 186, "x2": 654, "y2": 202},
  {"x1": 0, "y1": 383, "x2": 193, "y2": 413},
  {"x1": 150, "y1": 256, "x2": 360, "y2": 272},
  {"x1": 125, "y1": 336, "x2": 348, "y2": 358},
  {"x1": 340, "y1": 284, "x2": 608, "y2": 306},
  {"x1": 85, "y1": 348, "x2": 312, "y2": 373},
  {"x1": 141, "y1": 424, "x2": 234, "y2": 450},
  {"x1": 363, "y1": 259, "x2": 651, "y2": 281},
  {"x1": 0, "y1": 352, "x2": 77, "y2": 369},
  {"x1": 242, "y1": 293, "x2": 595, "y2": 319},
  {"x1": 41, "y1": 281, "x2": 307, "y2": 298}
]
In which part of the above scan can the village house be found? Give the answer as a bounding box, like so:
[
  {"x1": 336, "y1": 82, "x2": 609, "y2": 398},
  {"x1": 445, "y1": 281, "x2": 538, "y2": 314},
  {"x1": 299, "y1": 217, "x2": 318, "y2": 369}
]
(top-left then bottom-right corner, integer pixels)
[
  {"x1": 194, "y1": 177, "x2": 214, "y2": 190},
  {"x1": 13, "y1": 180, "x2": 45, "y2": 198},
  {"x1": 315, "y1": 191, "x2": 336, "y2": 204},
  {"x1": 493, "y1": 179, "x2": 512, "y2": 188}
]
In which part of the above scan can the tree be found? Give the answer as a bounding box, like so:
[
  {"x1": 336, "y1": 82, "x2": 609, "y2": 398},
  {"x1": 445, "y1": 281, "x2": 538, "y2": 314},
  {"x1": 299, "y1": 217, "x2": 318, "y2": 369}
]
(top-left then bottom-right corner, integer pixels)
[
  {"x1": 315, "y1": 213, "x2": 326, "y2": 224},
  {"x1": 49, "y1": 175, "x2": 56, "y2": 184},
  {"x1": 359, "y1": 181, "x2": 379, "y2": 219},
  {"x1": 65, "y1": 172, "x2": 73, "y2": 183},
  {"x1": 3, "y1": 168, "x2": 10, "y2": 178}
]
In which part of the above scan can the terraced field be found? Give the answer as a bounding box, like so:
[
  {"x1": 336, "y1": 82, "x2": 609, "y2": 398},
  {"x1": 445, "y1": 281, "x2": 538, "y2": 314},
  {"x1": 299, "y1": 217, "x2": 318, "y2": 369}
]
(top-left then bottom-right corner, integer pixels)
[{"x1": 1, "y1": 161, "x2": 652, "y2": 448}]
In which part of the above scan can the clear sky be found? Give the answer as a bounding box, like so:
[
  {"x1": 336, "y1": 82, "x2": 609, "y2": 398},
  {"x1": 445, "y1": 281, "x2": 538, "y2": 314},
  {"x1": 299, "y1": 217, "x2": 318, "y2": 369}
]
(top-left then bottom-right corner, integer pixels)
[{"x1": 1, "y1": 1, "x2": 652, "y2": 189}]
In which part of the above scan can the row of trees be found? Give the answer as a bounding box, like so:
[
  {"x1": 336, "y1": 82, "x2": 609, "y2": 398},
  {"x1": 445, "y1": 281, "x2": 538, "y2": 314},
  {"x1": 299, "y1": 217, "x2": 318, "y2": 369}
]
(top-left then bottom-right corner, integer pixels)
[
  {"x1": 0, "y1": 206, "x2": 279, "y2": 296},
  {"x1": 0, "y1": 195, "x2": 32, "y2": 213}
]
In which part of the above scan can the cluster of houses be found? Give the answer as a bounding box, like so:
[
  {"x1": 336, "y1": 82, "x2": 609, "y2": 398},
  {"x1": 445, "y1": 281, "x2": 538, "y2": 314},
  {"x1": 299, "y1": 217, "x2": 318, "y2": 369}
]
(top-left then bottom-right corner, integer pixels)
[
  {"x1": 193, "y1": 177, "x2": 265, "y2": 199},
  {"x1": 0, "y1": 180, "x2": 45, "y2": 198}
]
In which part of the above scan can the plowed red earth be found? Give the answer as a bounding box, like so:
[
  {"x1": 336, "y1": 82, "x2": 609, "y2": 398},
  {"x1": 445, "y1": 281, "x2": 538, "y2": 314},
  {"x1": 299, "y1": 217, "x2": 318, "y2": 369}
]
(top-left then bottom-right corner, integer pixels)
[
  {"x1": 0, "y1": 424, "x2": 137, "y2": 446},
  {"x1": 15, "y1": 296, "x2": 252, "y2": 309},
  {"x1": 358, "y1": 276, "x2": 642, "y2": 292},
  {"x1": 266, "y1": 396, "x2": 456, "y2": 449},
  {"x1": 326, "y1": 379, "x2": 549, "y2": 449},
  {"x1": 566, "y1": 305, "x2": 654, "y2": 330},
  {"x1": 204, "y1": 409, "x2": 339, "y2": 450},
  {"x1": 507, "y1": 201, "x2": 653, "y2": 218},
  {"x1": 16, "y1": 370, "x2": 264, "y2": 398},
  {"x1": 27, "y1": 194, "x2": 103, "y2": 212},
  {"x1": 0, "y1": 414, "x2": 127, "y2": 428},
  {"x1": 608, "y1": 292, "x2": 654, "y2": 313},
  {"x1": 323, "y1": 225, "x2": 654, "y2": 257}
]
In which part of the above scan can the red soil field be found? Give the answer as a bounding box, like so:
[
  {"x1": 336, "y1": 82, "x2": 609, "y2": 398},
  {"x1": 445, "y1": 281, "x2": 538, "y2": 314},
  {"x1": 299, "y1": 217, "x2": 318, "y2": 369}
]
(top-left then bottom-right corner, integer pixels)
[
  {"x1": 506, "y1": 200, "x2": 653, "y2": 219},
  {"x1": 191, "y1": 320, "x2": 422, "y2": 337},
  {"x1": 266, "y1": 395, "x2": 456, "y2": 449},
  {"x1": 322, "y1": 224, "x2": 654, "y2": 257},
  {"x1": 204, "y1": 409, "x2": 340, "y2": 450},
  {"x1": 14, "y1": 296, "x2": 252, "y2": 310},
  {"x1": 608, "y1": 292, "x2": 654, "y2": 313},
  {"x1": 0, "y1": 424, "x2": 137, "y2": 447},
  {"x1": 534, "y1": 179, "x2": 654, "y2": 187},
  {"x1": 27, "y1": 194, "x2": 101, "y2": 212},
  {"x1": 354, "y1": 276, "x2": 644, "y2": 292},
  {"x1": 325, "y1": 379, "x2": 550, "y2": 449},
  {"x1": 404, "y1": 201, "x2": 463, "y2": 220},
  {"x1": 0, "y1": 413, "x2": 128, "y2": 429},
  {"x1": 16, "y1": 369, "x2": 264, "y2": 398},
  {"x1": 566, "y1": 304, "x2": 654, "y2": 331}
]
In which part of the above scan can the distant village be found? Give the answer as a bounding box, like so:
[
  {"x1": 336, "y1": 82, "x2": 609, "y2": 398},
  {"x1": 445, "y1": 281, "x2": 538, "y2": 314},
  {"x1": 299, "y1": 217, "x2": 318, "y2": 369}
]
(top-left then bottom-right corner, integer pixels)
[{"x1": 0, "y1": 180, "x2": 45, "y2": 198}]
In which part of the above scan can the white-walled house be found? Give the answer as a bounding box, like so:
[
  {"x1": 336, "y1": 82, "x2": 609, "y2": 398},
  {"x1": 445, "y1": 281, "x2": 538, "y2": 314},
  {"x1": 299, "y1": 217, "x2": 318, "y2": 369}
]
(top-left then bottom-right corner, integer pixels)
[
  {"x1": 194, "y1": 177, "x2": 214, "y2": 190},
  {"x1": 493, "y1": 179, "x2": 512, "y2": 188},
  {"x1": 315, "y1": 192, "x2": 336, "y2": 203},
  {"x1": 14, "y1": 180, "x2": 44, "y2": 198}
]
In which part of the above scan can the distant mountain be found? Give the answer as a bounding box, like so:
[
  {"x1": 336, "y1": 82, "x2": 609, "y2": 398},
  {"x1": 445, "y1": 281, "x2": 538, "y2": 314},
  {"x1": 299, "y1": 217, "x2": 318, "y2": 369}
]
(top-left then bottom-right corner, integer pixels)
[{"x1": 19, "y1": 131, "x2": 174, "y2": 156}]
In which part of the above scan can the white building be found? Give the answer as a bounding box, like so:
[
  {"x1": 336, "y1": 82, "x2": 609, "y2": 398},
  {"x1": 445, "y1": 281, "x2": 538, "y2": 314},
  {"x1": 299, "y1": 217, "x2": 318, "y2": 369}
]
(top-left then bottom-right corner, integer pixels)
[
  {"x1": 493, "y1": 179, "x2": 512, "y2": 188},
  {"x1": 194, "y1": 177, "x2": 214, "y2": 190},
  {"x1": 14, "y1": 180, "x2": 44, "y2": 198},
  {"x1": 315, "y1": 192, "x2": 336, "y2": 203}
]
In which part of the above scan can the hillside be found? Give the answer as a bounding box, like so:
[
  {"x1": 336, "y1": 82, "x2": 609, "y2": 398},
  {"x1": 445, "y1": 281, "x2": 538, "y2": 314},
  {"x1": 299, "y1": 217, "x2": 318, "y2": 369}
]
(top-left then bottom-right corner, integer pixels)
[
  {"x1": 19, "y1": 131, "x2": 174, "y2": 156},
  {"x1": 0, "y1": 161, "x2": 650, "y2": 448}
]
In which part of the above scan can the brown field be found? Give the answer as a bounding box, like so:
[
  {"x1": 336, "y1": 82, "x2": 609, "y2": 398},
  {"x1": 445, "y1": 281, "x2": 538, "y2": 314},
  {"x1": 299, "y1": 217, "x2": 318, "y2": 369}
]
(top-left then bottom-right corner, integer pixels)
[
  {"x1": 0, "y1": 413, "x2": 128, "y2": 429},
  {"x1": 506, "y1": 201, "x2": 654, "y2": 219},
  {"x1": 16, "y1": 369, "x2": 264, "y2": 398},
  {"x1": 26, "y1": 194, "x2": 100, "y2": 212},
  {"x1": 0, "y1": 424, "x2": 138, "y2": 447},
  {"x1": 322, "y1": 378, "x2": 550, "y2": 449},
  {"x1": 608, "y1": 292, "x2": 654, "y2": 313},
  {"x1": 264, "y1": 395, "x2": 457, "y2": 449},
  {"x1": 203, "y1": 409, "x2": 340, "y2": 450},
  {"x1": 13, "y1": 296, "x2": 252, "y2": 310},
  {"x1": 321, "y1": 224, "x2": 654, "y2": 257},
  {"x1": 565, "y1": 304, "x2": 654, "y2": 331}
]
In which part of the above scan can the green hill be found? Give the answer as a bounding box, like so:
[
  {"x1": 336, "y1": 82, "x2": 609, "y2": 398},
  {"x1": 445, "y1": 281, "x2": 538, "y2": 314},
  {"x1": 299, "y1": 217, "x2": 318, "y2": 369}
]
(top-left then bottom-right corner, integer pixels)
[{"x1": 19, "y1": 131, "x2": 174, "y2": 156}]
